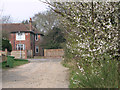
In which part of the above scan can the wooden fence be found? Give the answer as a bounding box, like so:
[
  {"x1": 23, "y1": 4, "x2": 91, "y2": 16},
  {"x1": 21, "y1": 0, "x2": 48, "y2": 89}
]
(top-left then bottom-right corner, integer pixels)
[
  {"x1": 1, "y1": 54, "x2": 7, "y2": 62},
  {"x1": 0, "y1": 49, "x2": 11, "y2": 56},
  {"x1": 0, "y1": 49, "x2": 10, "y2": 63},
  {"x1": 44, "y1": 49, "x2": 64, "y2": 57},
  {"x1": 11, "y1": 50, "x2": 27, "y2": 59}
]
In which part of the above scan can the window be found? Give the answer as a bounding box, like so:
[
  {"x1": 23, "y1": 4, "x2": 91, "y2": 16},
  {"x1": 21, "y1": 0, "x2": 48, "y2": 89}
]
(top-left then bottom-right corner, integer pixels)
[
  {"x1": 16, "y1": 44, "x2": 25, "y2": 50},
  {"x1": 35, "y1": 34, "x2": 38, "y2": 41},
  {"x1": 35, "y1": 46, "x2": 39, "y2": 53},
  {"x1": 16, "y1": 32, "x2": 25, "y2": 40}
]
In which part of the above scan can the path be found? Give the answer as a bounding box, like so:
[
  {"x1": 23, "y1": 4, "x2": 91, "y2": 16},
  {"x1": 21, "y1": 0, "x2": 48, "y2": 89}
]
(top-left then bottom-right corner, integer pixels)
[{"x1": 2, "y1": 58, "x2": 69, "y2": 88}]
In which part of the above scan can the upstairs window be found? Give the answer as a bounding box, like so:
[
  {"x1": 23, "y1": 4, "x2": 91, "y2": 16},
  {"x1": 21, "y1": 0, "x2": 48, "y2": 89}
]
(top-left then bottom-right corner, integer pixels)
[
  {"x1": 35, "y1": 34, "x2": 38, "y2": 41},
  {"x1": 16, "y1": 32, "x2": 25, "y2": 40}
]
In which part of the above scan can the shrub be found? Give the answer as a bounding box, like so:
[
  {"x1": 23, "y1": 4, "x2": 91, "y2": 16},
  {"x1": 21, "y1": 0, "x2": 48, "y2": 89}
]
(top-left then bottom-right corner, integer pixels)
[
  {"x1": 49, "y1": 2, "x2": 119, "y2": 88},
  {"x1": 69, "y1": 54, "x2": 118, "y2": 88},
  {"x1": 2, "y1": 39, "x2": 12, "y2": 52}
]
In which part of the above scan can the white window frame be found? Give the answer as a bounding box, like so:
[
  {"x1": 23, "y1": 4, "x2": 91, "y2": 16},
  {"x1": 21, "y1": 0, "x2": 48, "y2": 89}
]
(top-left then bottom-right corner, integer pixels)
[
  {"x1": 16, "y1": 44, "x2": 25, "y2": 50},
  {"x1": 35, "y1": 46, "x2": 39, "y2": 53},
  {"x1": 16, "y1": 32, "x2": 25, "y2": 40},
  {"x1": 35, "y1": 34, "x2": 38, "y2": 41}
]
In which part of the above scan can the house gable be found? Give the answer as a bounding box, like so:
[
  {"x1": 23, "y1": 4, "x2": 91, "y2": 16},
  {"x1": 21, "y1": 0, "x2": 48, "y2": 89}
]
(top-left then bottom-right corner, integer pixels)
[{"x1": 2, "y1": 20, "x2": 44, "y2": 58}]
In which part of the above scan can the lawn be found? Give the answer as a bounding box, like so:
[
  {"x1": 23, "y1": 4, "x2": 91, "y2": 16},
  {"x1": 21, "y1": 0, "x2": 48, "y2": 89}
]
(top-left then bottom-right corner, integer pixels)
[{"x1": 0, "y1": 59, "x2": 29, "y2": 69}]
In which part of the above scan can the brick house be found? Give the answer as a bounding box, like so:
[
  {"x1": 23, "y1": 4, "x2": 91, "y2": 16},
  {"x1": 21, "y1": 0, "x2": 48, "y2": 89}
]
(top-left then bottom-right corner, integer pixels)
[{"x1": 2, "y1": 18, "x2": 44, "y2": 59}]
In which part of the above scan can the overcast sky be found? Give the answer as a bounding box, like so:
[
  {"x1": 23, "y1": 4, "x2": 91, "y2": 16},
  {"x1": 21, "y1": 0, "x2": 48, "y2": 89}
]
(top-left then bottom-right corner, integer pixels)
[{"x1": 0, "y1": 0, "x2": 49, "y2": 23}]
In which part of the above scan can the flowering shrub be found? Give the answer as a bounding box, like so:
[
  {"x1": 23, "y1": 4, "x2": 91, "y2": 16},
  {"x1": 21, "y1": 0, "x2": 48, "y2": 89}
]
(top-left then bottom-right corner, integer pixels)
[{"x1": 47, "y1": 1, "x2": 120, "y2": 88}]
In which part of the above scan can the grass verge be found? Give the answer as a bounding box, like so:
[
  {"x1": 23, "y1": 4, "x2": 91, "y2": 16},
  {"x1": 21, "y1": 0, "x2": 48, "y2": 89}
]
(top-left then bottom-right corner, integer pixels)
[
  {"x1": 62, "y1": 58, "x2": 118, "y2": 88},
  {"x1": 0, "y1": 59, "x2": 29, "y2": 69},
  {"x1": 61, "y1": 58, "x2": 79, "y2": 88}
]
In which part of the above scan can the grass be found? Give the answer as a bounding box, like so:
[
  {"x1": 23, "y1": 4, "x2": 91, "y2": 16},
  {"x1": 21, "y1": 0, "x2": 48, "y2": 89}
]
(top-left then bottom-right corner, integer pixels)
[
  {"x1": 0, "y1": 59, "x2": 29, "y2": 69},
  {"x1": 62, "y1": 57, "x2": 119, "y2": 88},
  {"x1": 61, "y1": 58, "x2": 79, "y2": 88},
  {"x1": 12, "y1": 59, "x2": 29, "y2": 67}
]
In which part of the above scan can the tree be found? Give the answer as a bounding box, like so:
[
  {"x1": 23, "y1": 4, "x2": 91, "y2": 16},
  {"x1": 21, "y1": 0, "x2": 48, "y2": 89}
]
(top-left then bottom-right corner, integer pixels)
[
  {"x1": 2, "y1": 16, "x2": 12, "y2": 23},
  {"x1": 32, "y1": 10, "x2": 59, "y2": 34},
  {"x1": 2, "y1": 39, "x2": 12, "y2": 52},
  {"x1": 2, "y1": 15, "x2": 12, "y2": 39},
  {"x1": 21, "y1": 20, "x2": 29, "y2": 24},
  {"x1": 2, "y1": 30, "x2": 9, "y2": 40},
  {"x1": 41, "y1": 27, "x2": 66, "y2": 49}
]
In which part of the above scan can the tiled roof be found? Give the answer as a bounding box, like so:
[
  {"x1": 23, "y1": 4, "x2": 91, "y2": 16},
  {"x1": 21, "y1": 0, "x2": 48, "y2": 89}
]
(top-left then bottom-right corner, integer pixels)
[
  {"x1": 2, "y1": 23, "x2": 43, "y2": 35},
  {"x1": 2, "y1": 23, "x2": 31, "y2": 32}
]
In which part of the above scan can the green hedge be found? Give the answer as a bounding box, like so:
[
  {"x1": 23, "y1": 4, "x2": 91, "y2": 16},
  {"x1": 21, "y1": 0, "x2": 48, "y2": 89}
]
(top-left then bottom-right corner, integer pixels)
[
  {"x1": 2, "y1": 39, "x2": 12, "y2": 52},
  {"x1": 1, "y1": 56, "x2": 29, "y2": 69}
]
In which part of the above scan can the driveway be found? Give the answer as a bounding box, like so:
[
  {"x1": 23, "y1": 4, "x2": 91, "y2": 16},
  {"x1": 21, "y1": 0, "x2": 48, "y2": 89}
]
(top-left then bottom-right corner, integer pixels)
[{"x1": 2, "y1": 58, "x2": 69, "y2": 88}]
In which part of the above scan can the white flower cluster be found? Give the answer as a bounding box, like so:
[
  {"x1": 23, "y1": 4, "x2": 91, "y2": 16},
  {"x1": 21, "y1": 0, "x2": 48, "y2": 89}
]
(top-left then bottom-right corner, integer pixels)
[{"x1": 55, "y1": 2, "x2": 119, "y2": 80}]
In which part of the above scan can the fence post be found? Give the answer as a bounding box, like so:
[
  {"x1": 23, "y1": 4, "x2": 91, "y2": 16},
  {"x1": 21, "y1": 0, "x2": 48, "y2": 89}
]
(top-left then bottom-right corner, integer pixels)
[
  {"x1": 44, "y1": 49, "x2": 46, "y2": 57},
  {"x1": 25, "y1": 50, "x2": 27, "y2": 59},
  {"x1": 5, "y1": 49, "x2": 7, "y2": 56}
]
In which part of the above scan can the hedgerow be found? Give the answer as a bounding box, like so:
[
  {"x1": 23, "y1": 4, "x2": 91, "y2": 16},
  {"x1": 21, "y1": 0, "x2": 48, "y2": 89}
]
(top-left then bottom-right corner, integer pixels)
[{"x1": 46, "y1": 1, "x2": 120, "y2": 88}]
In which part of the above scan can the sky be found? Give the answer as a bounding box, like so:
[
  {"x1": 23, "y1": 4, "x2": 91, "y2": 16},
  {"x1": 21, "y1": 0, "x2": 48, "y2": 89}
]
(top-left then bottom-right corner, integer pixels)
[{"x1": 0, "y1": 0, "x2": 49, "y2": 23}]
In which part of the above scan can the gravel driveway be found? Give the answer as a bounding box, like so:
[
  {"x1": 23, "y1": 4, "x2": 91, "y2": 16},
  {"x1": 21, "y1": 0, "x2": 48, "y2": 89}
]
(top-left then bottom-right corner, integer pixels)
[{"x1": 2, "y1": 58, "x2": 69, "y2": 88}]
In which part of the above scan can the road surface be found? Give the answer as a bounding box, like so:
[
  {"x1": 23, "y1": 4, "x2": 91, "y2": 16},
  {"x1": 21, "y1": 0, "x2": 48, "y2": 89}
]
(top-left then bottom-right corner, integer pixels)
[{"x1": 2, "y1": 58, "x2": 69, "y2": 88}]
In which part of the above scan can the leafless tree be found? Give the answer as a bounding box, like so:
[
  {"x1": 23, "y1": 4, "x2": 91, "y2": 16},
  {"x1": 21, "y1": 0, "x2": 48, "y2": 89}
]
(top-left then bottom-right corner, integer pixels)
[
  {"x1": 32, "y1": 10, "x2": 60, "y2": 34},
  {"x1": 2, "y1": 16, "x2": 12, "y2": 23}
]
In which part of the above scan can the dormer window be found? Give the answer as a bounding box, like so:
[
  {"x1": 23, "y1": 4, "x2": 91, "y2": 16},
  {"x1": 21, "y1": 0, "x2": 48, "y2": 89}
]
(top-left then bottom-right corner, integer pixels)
[{"x1": 35, "y1": 34, "x2": 38, "y2": 41}]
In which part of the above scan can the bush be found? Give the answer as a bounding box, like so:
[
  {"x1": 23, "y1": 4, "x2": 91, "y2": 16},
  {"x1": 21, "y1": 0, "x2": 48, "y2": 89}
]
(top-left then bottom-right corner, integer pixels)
[
  {"x1": 1, "y1": 58, "x2": 29, "y2": 69},
  {"x1": 69, "y1": 55, "x2": 118, "y2": 88},
  {"x1": 2, "y1": 39, "x2": 12, "y2": 52},
  {"x1": 53, "y1": 2, "x2": 119, "y2": 88},
  {"x1": 6, "y1": 56, "x2": 14, "y2": 68}
]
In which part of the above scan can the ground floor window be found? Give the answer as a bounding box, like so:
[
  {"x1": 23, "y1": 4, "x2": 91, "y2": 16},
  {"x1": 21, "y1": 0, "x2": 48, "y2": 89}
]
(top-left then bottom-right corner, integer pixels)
[
  {"x1": 35, "y1": 46, "x2": 39, "y2": 53},
  {"x1": 16, "y1": 44, "x2": 25, "y2": 50}
]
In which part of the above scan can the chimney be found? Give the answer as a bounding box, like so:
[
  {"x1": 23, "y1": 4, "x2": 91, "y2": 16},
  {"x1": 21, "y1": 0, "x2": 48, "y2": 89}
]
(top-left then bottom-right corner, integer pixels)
[{"x1": 29, "y1": 18, "x2": 32, "y2": 31}]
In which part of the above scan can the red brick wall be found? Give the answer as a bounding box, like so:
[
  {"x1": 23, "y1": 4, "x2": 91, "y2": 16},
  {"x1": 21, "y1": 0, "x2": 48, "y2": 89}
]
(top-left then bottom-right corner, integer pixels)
[
  {"x1": 10, "y1": 32, "x2": 43, "y2": 58},
  {"x1": 44, "y1": 49, "x2": 64, "y2": 57},
  {"x1": 30, "y1": 34, "x2": 35, "y2": 56},
  {"x1": 10, "y1": 33, "x2": 31, "y2": 51},
  {"x1": 10, "y1": 33, "x2": 15, "y2": 50},
  {"x1": 10, "y1": 32, "x2": 34, "y2": 58},
  {"x1": 35, "y1": 35, "x2": 43, "y2": 56}
]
